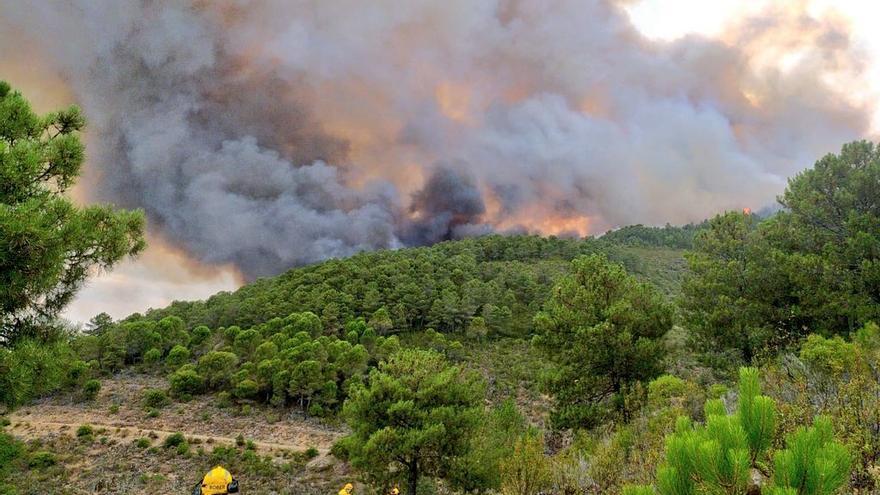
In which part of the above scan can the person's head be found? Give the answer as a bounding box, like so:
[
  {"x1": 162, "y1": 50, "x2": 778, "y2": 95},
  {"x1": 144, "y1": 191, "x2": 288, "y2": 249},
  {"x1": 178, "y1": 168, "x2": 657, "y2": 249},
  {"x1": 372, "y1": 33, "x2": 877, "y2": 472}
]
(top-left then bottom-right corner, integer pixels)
[{"x1": 200, "y1": 466, "x2": 238, "y2": 495}]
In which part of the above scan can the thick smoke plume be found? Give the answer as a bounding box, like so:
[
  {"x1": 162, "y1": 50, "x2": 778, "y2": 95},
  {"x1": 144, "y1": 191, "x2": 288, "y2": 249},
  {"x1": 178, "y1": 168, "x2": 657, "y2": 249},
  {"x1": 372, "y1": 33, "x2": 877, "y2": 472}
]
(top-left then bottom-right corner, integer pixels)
[{"x1": 0, "y1": 0, "x2": 871, "y2": 278}]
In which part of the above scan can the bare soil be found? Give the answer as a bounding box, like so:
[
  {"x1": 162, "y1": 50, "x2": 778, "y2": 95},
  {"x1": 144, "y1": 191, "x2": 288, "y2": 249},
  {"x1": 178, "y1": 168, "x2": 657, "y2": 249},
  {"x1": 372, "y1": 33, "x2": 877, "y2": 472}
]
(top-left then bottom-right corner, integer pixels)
[{"x1": 5, "y1": 372, "x2": 355, "y2": 494}]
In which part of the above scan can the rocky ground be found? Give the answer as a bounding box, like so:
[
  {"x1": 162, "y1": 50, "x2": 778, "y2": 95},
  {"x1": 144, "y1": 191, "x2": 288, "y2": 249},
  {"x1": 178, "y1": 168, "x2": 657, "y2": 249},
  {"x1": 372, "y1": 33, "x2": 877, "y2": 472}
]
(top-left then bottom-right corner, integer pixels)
[{"x1": 4, "y1": 372, "x2": 358, "y2": 494}]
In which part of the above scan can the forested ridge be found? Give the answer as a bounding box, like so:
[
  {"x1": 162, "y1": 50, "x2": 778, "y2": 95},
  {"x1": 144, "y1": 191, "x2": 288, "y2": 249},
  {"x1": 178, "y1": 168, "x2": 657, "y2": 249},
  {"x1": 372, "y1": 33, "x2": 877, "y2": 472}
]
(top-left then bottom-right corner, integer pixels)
[{"x1": 128, "y1": 233, "x2": 689, "y2": 335}]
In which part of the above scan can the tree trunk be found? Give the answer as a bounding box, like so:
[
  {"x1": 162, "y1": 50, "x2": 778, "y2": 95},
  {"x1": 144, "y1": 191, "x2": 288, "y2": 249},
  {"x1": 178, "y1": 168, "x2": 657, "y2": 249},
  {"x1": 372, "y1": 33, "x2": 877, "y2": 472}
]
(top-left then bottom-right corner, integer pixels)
[{"x1": 407, "y1": 461, "x2": 419, "y2": 495}]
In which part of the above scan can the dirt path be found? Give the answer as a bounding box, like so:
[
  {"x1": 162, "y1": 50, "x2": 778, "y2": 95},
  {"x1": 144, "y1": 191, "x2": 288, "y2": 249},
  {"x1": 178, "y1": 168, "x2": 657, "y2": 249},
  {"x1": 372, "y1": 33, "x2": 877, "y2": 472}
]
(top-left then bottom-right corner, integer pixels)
[
  {"x1": 7, "y1": 415, "x2": 332, "y2": 456},
  {"x1": 6, "y1": 372, "x2": 343, "y2": 457}
]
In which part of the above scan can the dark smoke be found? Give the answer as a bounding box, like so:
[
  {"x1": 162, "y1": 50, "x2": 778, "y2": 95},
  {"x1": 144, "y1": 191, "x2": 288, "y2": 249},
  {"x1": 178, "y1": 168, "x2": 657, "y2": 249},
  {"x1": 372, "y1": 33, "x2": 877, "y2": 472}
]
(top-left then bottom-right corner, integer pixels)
[
  {"x1": 1, "y1": 1, "x2": 402, "y2": 279},
  {"x1": 405, "y1": 164, "x2": 488, "y2": 245}
]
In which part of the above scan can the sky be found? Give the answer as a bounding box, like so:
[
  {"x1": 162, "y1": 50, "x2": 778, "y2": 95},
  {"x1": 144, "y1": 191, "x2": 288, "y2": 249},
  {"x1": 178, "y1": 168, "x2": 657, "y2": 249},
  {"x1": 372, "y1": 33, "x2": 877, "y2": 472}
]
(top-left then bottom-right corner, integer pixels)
[{"x1": 1, "y1": 0, "x2": 878, "y2": 324}]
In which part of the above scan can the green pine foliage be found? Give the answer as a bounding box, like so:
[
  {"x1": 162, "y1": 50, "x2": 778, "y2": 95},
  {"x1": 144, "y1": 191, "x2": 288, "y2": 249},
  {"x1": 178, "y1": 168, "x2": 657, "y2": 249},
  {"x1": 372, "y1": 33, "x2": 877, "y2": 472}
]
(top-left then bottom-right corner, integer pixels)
[
  {"x1": 771, "y1": 417, "x2": 850, "y2": 495},
  {"x1": 341, "y1": 349, "x2": 485, "y2": 495},
  {"x1": 625, "y1": 368, "x2": 850, "y2": 495},
  {"x1": 119, "y1": 234, "x2": 685, "y2": 338},
  {"x1": 683, "y1": 141, "x2": 880, "y2": 367},
  {"x1": 0, "y1": 81, "x2": 145, "y2": 344},
  {"x1": 534, "y1": 254, "x2": 673, "y2": 429}
]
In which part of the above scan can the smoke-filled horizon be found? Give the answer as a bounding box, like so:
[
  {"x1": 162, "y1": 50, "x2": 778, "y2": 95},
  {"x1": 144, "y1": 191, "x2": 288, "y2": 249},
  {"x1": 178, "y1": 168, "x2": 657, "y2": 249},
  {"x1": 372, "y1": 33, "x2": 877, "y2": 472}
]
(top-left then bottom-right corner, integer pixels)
[{"x1": 0, "y1": 0, "x2": 873, "y2": 282}]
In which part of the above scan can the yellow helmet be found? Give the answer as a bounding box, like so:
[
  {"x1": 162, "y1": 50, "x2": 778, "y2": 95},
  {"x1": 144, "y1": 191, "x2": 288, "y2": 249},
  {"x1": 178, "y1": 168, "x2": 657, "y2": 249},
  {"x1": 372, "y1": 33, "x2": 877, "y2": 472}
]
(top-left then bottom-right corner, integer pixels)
[
  {"x1": 391, "y1": 488, "x2": 400, "y2": 495},
  {"x1": 200, "y1": 466, "x2": 237, "y2": 495}
]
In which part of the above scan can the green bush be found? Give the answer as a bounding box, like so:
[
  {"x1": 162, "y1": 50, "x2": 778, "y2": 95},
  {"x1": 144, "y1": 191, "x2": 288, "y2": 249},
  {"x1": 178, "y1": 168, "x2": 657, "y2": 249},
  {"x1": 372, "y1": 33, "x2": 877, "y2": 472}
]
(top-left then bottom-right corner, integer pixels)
[
  {"x1": 65, "y1": 360, "x2": 91, "y2": 387},
  {"x1": 143, "y1": 347, "x2": 162, "y2": 365},
  {"x1": 163, "y1": 432, "x2": 186, "y2": 448},
  {"x1": 166, "y1": 345, "x2": 190, "y2": 368},
  {"x1": 800, "y1": 335, "x2": 856, "y2": 376},
  {"x1": 28, "y1": 451, "x2": 57, "y2": 469},
  {"x1": 305, "y1": 446, "x2": 319, "y2": 459},
  {"x1": 771, "y1": 416, "x2": 851, "y2": 494},
  {"x1": 169, "y1": 365, "x2": 204, "y2": 398},
  {"x1": 76, "y1": 424, "x2": 94, "y2": 438},
  {"x1": 82, "y1": 379, "x2": 101, "y2": 400},
  {"x1": 198, "y1": 351, "x2": 239, "y2": 389},
  {"x1": 176, "y1": 442, "x2": 190, "y2": 456},
  {"x1": 624, "y1": 368, "x2": 850, "y2": 495},
  {"x1": 234, "y1": 379, "x2": 259, "y2": 399},
  {"x1": 134, "y1": 437, "x2": 151, "y2": 448},
  {"x1": 215, "y1": 391, "x2": 233, "y2": 409},
  {"x1": 142, "y1": 389, "x2": 171, "y2": 409},
  {"x1": 0, "y1": 432, "x2": 22, "y2": 472},
  {"x1": 499, "y1": 433, "x2": 552, "y2": 495},
  {"x1": 0, "y1": 340, "x2": 77, "y2": 408},
  {"x1": 191, "y1": 325, "x2": 212, "y2": 347}
]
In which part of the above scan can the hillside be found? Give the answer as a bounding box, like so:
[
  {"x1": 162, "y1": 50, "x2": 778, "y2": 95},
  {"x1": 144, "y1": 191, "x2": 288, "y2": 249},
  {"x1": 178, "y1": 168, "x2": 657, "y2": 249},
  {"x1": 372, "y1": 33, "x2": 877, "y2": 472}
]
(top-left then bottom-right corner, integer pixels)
[
  {"x1": 128, "y1": 233, "x2": 690, "y2": 333},
  {"x1": 2, "y1": 231, "x2": 692, "y2": 494}
]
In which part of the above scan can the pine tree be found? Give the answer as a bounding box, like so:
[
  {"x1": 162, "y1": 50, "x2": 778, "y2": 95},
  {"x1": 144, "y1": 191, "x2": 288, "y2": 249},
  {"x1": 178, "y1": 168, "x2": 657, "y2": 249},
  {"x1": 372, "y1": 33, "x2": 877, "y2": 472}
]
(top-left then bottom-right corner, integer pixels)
[{"x1": 624, "y1": 368, "x2": 849, "y2": 495}]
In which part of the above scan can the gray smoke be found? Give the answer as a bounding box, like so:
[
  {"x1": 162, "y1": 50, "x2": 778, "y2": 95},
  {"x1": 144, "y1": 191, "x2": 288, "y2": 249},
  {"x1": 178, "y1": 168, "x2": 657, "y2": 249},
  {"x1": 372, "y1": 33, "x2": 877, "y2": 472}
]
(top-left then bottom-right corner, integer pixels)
[
  {"x1": 0, "y1": 1, "x2": 404, "y2": 279},
  {"x1": 405, "y1": 164, "x2": 488, "y2": 245},
  {"x1": 0, "y1": 0, "x2": 872, "y2": 278}
]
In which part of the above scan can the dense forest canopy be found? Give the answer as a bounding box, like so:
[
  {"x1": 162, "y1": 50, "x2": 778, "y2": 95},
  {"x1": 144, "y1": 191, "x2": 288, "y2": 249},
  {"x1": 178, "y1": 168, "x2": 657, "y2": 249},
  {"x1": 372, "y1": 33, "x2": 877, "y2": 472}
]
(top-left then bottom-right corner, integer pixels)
[{"x1": 125, "y1": 233, "x2": 690, "y2": 335}]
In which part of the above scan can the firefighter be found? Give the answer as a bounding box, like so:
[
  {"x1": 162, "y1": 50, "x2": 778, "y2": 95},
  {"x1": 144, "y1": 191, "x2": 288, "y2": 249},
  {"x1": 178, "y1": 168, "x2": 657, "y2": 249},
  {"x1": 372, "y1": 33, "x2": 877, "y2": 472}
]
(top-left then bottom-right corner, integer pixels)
[
  {"x1": 193, "y1": 465, "x2": 239, "y2": 495},
  {"x1": 339, "y1": 482, "x2": 354, "y2": 495}
]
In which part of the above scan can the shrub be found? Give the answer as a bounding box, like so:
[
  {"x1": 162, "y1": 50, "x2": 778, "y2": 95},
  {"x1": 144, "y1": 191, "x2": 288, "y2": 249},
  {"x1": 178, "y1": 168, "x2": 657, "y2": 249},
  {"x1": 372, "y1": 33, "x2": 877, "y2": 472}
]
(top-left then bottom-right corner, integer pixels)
[
  {"x1": 166, "y1": 345, "x2": 190, "y2": 368},
  {"x1": 191, "y1": 325, "x2": 212, "y2": 347},
  {"x1": 771, "y1": 416, "x2": 851, "y2": 493},
  {"x1": 176, "y1": 442, "x2": 190, "y2": 456},
  {"x1": 135, "y1": 437, "x2": 151, "y2": 448},
  {"x1": 82, "y1": 379, "x2": 101, "y2": 400},
  {"x1": 163, "y1": 432, "x2": 186, "y2": 448},
  {"x1": 624, "y1": 368, "x2": 850, "y2": 495},
  {"x1": 224, "y1": 326, "x2": 242, "y2": 342},
  {"x1": 0, "y1": 433, "x2": 22, "y2": 471},
  {"x1": 169, "y1": 365, "x2": 204, "y2": 398},
  {"x1": 0, "y1": 340, "x2": 76, "y2": 409},
  {"x1": 198, "y1": 351, "x2": 239, "y2": 389},
  {"x1": 142, "y1": 389, "x2": 171, "y2": 409},
  {"x1": 234, "y1": 379, "x2": 259, "y2": 399},
  {"x1": 499, "y1": 433, "x2": 552, "y2": 495},
  {"x1": 146, "y1": 409, "x2": 160, "y2": 418},
  {"x1": 305, "y1": 447, "x2": 319, "y2": 459},
  {"x1": 215, "y1": 391, "x2": 233, "y2": 409},
  {"x1": 76, "y1": 424, "x2": 94, "y2": 438},
  {"x1": 143, "y1": 347, "x2": 162, "y2": 366},
  {"x1": 800, "y1": 334, "x2": 856, "y2": 376},
  {"x1": 233, "y1": 329, "x2": 262, "y2": 358},
  {"x1": 253, "y1": 341, "x2": 278, "y2": 362},
  {"x1": 28, "y1": 451, "x2": 57, "y2": 469},
  {"x1": 65, "y1": 360, "x2": 91, "y2": 388},
  {"x1": 109, "y1": 404, "x2": 120, "y2": 415}
]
